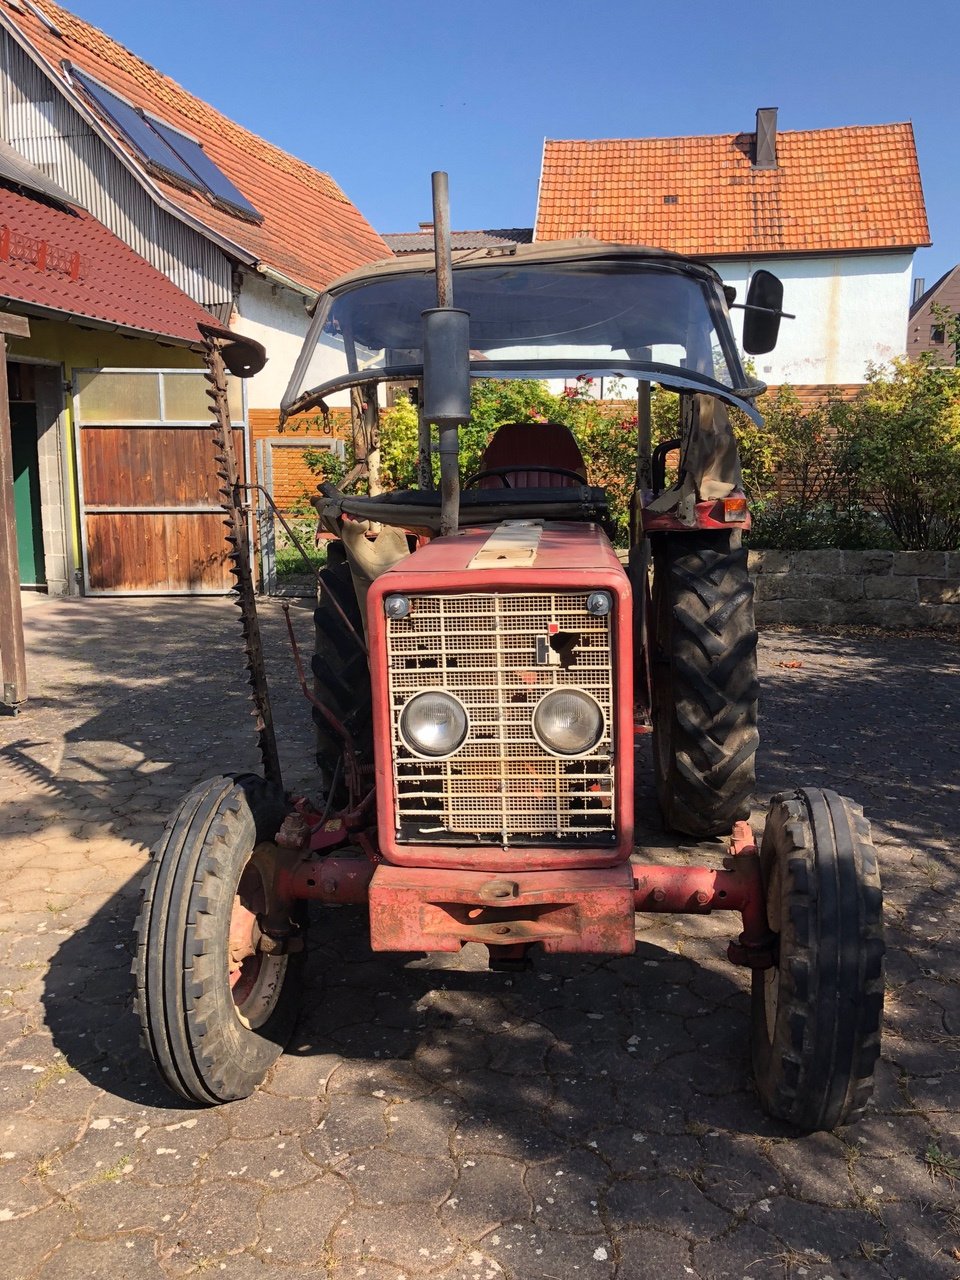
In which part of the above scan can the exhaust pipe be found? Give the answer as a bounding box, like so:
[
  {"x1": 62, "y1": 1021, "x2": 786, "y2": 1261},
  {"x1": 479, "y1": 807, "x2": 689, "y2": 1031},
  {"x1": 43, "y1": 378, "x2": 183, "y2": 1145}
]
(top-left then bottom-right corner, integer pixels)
[{"x1": 421, "y1": 171, "x2": 470, "y2": 537}]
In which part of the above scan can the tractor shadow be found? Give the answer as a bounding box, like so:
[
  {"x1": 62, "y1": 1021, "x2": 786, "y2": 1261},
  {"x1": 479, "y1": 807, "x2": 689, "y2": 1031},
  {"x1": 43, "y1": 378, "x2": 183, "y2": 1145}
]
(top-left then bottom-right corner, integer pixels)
[
  {"x1": 4, "y1": 596, "x2": 317, "y2": 1114},
  {"x1": 27, "y1": 617, "x2": 960, "y2": 1150}
]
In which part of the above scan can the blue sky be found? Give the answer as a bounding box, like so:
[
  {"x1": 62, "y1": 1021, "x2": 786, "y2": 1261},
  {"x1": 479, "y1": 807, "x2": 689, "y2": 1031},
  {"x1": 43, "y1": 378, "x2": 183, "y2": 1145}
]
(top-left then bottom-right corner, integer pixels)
[{"x1": 65, "y1": 0, "x2": 959, "y2": 289}]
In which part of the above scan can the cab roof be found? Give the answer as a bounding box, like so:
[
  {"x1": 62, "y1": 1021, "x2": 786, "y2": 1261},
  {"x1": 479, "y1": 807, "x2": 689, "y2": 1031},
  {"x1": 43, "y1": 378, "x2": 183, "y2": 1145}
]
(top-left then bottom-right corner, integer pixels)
[{"x1": 319, "y1": 238, "x2": 723, "y2": 298}]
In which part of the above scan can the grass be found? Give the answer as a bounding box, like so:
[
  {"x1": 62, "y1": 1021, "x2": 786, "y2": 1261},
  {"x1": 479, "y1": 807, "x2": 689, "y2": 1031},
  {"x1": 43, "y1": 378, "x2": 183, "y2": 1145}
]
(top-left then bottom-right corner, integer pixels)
[
  {"x1": 270, "y1": 517, "x2": 327, "y2": 584},
  {"x1": 95, "y1": 1154, "x2": 133, "y2": 1183},
  {"x1": 32, "y1": 1058, "x2": 75, "y2": 1095},
  {"x1": 859, "y1": 1240, "x2": 892, "y2": 1261},
  {"x1": 924, "y1": 1142, "x2": 960, "y2": 1185}
]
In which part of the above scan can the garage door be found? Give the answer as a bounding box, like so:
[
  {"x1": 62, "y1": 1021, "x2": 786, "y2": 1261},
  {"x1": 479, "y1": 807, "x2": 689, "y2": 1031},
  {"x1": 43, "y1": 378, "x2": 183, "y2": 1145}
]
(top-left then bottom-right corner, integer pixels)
[{"x1": 74, "y1": 368, "x2": 248, "y2": 594}]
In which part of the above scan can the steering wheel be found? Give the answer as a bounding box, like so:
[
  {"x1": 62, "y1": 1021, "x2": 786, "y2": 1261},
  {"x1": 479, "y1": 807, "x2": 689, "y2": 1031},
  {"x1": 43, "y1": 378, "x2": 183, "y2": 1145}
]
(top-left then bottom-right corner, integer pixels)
[{"x1": 463, "y1": 465, "x2": 587, "y2": 489}]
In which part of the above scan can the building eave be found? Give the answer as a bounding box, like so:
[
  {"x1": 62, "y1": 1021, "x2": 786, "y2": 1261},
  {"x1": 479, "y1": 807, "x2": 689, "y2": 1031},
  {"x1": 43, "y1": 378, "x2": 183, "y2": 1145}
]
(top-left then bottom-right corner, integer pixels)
[
  {"x1": 0, "y1": 295, "x2": 209, "y2": 349},
  {"x1": 252, "y1": 262, "x2": 318, "y2": 303}
]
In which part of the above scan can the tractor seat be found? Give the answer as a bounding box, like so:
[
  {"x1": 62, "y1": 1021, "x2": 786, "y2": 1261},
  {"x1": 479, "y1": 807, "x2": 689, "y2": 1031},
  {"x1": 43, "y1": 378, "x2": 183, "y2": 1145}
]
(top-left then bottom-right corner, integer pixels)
[{"x1": 475, "y1": 421, "x2": 587, "y2": 489}]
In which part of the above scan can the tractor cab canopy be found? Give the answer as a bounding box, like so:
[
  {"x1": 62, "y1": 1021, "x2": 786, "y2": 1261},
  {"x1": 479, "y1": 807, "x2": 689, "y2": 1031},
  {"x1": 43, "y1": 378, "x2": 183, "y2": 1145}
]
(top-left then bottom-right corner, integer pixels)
[{"x1": 282, "y1": 241, "x2": 763, "y2": 423}]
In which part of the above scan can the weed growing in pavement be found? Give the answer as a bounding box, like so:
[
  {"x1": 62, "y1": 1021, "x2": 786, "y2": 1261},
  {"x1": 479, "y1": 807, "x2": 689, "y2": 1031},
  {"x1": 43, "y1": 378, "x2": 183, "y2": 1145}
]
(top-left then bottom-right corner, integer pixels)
[
  {"x1": 924, "y1": 1143, "x2": 960, "y2": 1185},
  {"x1": 95, "y1": 1154, "x2": 133, "y2": 1183},
  {"x1": 32, "y1": 1058, "x2": 75, "y2": 1095}
]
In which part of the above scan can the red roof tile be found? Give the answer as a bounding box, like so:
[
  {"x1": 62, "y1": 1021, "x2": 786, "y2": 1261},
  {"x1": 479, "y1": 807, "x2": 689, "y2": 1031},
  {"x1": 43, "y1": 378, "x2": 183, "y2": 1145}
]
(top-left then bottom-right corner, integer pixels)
[
  {"x1": 0, "y1": 178, "x2": 234, "y2": 344},
  {"x1": 535, "y1": 126, "x2": 930, "y2": 256},
  {"x1": 2, "y1": 1, "x2": 390, "y2": 292}
]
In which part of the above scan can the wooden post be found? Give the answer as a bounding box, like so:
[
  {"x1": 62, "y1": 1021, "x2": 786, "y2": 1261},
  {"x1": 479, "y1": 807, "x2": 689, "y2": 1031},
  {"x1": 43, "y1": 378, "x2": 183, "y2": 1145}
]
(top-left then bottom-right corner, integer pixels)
[{"x1": 0, "y1": 312, "x2": 32, "y2": 712}]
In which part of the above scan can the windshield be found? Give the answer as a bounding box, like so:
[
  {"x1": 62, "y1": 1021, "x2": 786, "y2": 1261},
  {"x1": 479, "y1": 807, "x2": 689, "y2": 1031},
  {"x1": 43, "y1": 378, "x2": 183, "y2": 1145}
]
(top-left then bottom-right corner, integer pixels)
[{"x1": 284, "y1": 259, "x2": 749, "y2": 413}]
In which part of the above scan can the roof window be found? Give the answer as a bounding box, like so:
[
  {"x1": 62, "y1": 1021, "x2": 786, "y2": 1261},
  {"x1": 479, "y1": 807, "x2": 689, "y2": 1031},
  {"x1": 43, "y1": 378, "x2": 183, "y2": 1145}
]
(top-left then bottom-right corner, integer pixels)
[{"x1": 67, "y1": 64, "x2": 262, "y2": 223}]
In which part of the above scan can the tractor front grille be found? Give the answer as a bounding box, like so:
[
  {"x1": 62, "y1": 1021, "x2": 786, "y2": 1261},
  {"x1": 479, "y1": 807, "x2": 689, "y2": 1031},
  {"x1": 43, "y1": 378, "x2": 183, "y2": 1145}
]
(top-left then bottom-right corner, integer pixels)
[{"x1": 385, "y1": 592, "x2": 616, "y2": 846}]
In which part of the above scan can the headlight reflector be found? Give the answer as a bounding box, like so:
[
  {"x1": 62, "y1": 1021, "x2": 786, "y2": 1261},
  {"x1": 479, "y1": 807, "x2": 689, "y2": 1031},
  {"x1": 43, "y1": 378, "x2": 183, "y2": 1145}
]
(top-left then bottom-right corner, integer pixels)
[
  {"x1": 384, "y1": 594, "x2": 411, "y2": 619},
  {"x1": 586, "y1": 590, "x2": 612, "y2": 616},
  {"x1": 532, "y1": 689, "x2": 604, "y2": 756},
  {"x1": 399, "y1": 690, "x2": 468, "y2": 758}
]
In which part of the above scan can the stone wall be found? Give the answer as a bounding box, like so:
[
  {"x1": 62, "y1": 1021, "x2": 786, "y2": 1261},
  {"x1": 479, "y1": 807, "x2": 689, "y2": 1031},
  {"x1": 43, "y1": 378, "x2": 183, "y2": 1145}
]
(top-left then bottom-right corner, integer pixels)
[{"x1": 749, "y1": 549, "x2": 960, "y2": 628}]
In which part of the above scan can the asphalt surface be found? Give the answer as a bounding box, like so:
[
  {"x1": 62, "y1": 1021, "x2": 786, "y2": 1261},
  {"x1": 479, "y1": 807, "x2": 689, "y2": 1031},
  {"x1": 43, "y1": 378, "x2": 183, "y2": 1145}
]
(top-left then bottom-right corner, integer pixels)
[{"x1": 1, "y1": 595, "x2": 958, "y2": 1279}]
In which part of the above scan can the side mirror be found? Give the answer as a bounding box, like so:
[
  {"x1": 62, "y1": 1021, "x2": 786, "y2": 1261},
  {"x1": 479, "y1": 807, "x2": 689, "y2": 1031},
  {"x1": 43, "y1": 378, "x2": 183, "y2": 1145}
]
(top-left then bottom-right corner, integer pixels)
[{"x1": 742, "y1": 270, "x2": 784, "y2": 354}]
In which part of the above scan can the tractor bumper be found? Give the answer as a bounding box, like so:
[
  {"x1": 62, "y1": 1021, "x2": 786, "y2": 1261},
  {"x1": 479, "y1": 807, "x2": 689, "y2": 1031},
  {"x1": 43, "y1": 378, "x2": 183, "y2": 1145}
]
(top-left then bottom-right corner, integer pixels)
[{"x1": 368, "y1": 863, "x2": 637, "y2": 955}]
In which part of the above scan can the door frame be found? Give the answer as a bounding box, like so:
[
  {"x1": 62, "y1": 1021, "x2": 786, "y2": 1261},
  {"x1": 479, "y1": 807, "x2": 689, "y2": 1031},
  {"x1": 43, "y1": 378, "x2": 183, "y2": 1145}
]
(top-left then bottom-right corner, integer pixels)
[{"x1": 7, "y1": 357, "x2": 75, "y2": 595}]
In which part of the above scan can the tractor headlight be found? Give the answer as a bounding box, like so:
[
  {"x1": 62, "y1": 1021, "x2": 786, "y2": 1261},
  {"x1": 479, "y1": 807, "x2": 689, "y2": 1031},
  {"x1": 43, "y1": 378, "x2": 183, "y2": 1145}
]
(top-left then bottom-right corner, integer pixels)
[
  {"x1": 399, "y1": 690, "x2": 469, "y2": 758},
  {"x1": 532, "y1": 689, "x2": 604, "y2": 756},
  {"x1": 384, "y1": 594, "x2": 411, "y2": 619}
]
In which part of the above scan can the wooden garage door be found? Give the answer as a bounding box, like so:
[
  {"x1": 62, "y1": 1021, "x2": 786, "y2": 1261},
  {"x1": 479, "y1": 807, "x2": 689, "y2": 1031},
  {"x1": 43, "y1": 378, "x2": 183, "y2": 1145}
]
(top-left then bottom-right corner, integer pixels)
[{"x1": 75, "y1": 369, "x2": 247, "y2": 594}]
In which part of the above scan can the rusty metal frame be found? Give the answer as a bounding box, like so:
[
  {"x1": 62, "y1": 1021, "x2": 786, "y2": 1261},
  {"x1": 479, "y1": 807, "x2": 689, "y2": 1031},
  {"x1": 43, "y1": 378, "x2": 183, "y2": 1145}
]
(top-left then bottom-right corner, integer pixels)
[{"x1": 273, "y1": 808, "x2": 771, "y2": 967}]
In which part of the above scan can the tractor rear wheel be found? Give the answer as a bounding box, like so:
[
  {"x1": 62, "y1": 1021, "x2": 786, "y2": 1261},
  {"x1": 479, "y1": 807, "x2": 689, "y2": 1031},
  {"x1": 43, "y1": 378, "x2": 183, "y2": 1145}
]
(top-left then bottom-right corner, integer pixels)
[
  {"x1": 134, "y1": 775, "x2": 302, "y2": 1104},
  {"x1": 650, "y1": 531, "x2": 759, "y2": 838},
  {"x1": 751, "y1": 788, "x2": 885, "y2": 1131},
  {"x1": 312, "y1": 541, "x2": 373, "y2": 807}
]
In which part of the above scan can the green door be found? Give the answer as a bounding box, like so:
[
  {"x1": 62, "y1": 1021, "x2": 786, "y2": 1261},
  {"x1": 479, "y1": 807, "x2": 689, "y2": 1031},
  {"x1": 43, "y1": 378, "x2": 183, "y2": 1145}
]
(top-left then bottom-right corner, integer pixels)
[{"x1": 11, "y1": 402, "x2": 45, "y2": 587}]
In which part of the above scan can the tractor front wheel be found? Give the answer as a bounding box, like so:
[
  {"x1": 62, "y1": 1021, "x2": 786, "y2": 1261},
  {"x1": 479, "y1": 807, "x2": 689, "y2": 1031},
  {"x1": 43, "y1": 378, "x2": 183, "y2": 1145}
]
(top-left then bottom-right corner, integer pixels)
[
  {"x1": 134, "y1": 775, "x2": 303, "y2": 1104},
  {"x1": 751, "y1": 788, "x2": 885, "y2": 1131},
  {"x1": 650, "y1": 531, "x2": 759, "y2": 838}
]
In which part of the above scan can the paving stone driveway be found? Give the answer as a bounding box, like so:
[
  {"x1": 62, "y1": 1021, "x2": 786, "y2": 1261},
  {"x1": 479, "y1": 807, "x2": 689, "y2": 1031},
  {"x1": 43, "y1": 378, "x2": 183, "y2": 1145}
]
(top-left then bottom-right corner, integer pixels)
[{"x1": 1, "y1": 596, "x2": 958, "y2": 1280}]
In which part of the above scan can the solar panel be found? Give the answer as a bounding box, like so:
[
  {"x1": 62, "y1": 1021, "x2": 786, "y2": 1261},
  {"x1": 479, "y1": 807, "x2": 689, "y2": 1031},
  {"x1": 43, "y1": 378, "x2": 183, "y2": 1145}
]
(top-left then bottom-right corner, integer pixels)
[
  {"x1": 71, "y1": 69, "x2": 199, "y2": 189},
  {"x1": 147, "y1": 119, "x2": 262, "y2": 221},
  {"x1": 71, "y1": 67, "x2": 262, "y2": 223}
]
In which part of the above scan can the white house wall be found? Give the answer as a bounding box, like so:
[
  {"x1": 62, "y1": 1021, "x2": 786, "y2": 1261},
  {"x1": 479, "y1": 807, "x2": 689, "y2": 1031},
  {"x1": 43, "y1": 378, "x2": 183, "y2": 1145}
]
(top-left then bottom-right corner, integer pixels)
[
  {"x1": 0, "y1": 30, "x2": 233, "y2": 312},
  {"x1": 713, "y1": 253, "x2": 914, "y2": 386},
  {"x1": 233, "y1": 272, "x2": 351, "y2": 410}
]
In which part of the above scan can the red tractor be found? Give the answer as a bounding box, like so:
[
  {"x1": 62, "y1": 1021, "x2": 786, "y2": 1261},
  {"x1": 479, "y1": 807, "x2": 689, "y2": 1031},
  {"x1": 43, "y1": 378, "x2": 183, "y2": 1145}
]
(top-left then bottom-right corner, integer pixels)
[{"x1": 134, "y1": 177, "x2": 883, "y2": 1131}]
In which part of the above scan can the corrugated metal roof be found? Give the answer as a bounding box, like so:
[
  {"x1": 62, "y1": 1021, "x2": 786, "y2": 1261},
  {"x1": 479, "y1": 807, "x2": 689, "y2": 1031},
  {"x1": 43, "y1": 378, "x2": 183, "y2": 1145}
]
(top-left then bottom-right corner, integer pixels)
[
  {"x1": 535, "y1": 125, "x2": 931, "y2": 256},
  {"x1": 0, "y1": 135, "x2": 80, "y2": 209},
  {"x1": 383, "y1": 227, "x2": 533, "y2": 255}
]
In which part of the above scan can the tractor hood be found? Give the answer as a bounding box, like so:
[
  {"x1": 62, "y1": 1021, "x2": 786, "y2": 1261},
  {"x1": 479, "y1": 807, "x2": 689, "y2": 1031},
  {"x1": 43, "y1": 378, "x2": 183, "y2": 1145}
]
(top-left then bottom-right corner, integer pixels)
[{"x1": 281, "y1": 241, "x2": 763, "y2": 424}]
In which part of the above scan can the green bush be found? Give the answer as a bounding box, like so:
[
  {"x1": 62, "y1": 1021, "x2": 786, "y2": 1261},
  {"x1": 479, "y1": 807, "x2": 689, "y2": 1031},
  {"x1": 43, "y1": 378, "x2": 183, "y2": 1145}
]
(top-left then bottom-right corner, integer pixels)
[
  {"x1": 748, "y1": 502, "x2": 897, "y2": 551},
  {"x1": 840, "y1": 356, "x2": 960, "y2": 551},
  {"x1": 305, "y1": 360, "x2": 960, "y2": 552}
]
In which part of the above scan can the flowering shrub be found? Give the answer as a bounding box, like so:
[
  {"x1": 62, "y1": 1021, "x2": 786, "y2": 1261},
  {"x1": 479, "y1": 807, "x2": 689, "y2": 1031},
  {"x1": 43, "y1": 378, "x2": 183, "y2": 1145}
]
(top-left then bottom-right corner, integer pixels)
[{"x1": 305, "y1": 364, "x2": 960, "y2": 550}]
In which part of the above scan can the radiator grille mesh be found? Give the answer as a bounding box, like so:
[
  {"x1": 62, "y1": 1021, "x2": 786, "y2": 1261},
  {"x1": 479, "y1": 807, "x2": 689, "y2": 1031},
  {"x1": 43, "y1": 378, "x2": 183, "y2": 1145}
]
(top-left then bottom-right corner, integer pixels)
[{"x1": 386, "y1": 593, "x2": 615, "y2": 845}]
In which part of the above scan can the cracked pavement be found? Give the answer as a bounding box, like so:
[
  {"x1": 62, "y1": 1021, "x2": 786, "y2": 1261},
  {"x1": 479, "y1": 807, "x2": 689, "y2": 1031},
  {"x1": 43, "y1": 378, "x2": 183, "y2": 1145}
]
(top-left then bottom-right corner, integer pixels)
[{"x1": 1, "y1": 595, "x2": 958, "y2": 1279}]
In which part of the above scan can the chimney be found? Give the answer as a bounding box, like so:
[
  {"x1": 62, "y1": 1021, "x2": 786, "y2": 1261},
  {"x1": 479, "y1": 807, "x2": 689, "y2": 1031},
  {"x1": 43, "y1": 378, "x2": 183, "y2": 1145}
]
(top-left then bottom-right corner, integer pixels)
[
  {"x1": 419, "y1": 221, "x2": 434, "y2": 232},
  {"x1": 912, "y1": 277, "x2": 926, "y2": 305},
  {"x1": 754, "y1": 107, "x2": 778, "y2": 169}
]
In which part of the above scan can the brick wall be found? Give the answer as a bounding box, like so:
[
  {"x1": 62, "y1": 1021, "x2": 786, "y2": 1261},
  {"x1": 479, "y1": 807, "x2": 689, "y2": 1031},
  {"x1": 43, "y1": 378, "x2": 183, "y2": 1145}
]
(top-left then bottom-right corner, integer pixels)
[
  {"x1": 249, "y1": 408, "x2": 349, "y2": 512},
  {"x1": 749, "y1": 549, "x2": 960, "y2": 628}
]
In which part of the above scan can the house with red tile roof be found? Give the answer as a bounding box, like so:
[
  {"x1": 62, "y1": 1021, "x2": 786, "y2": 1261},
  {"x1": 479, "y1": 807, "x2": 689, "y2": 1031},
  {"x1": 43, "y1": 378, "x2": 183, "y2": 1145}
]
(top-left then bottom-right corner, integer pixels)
[
  {"x1": 0, "y1": 0, "x2": 389, "y2": 414},
  {"x1": 535, "y1": 110, "x2": 931, "y2": 386},
  {"x1": 0, "y1": 137, "x2": 267, "y2": 599},
  {"x1": 0, "y1": 0, "x2": 392, "y2": 597}
]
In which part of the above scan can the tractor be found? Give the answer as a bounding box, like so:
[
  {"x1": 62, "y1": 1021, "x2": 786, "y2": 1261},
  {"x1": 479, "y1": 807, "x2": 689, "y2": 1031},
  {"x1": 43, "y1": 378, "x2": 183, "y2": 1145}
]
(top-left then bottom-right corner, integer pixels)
[{"x1": 134, "y1": 175, "x2": 884, "y2": 1132}]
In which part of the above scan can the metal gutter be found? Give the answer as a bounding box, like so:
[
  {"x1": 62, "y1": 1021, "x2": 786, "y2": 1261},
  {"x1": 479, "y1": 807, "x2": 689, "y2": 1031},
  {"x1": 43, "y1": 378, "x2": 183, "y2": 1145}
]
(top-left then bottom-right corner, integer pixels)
[
  {"x1": 254, "y1": 262, "x2": 317, "y2": 302},
  {"x1": 0, "y1": 296, "x2": 215, "y2": 350}
]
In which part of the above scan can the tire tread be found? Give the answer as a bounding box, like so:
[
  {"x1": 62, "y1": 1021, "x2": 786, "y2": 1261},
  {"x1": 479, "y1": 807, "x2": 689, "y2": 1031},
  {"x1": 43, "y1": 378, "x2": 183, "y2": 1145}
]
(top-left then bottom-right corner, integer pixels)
[{"x1": 651, "y1": 533, "x2": 759, "y2": 838}]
